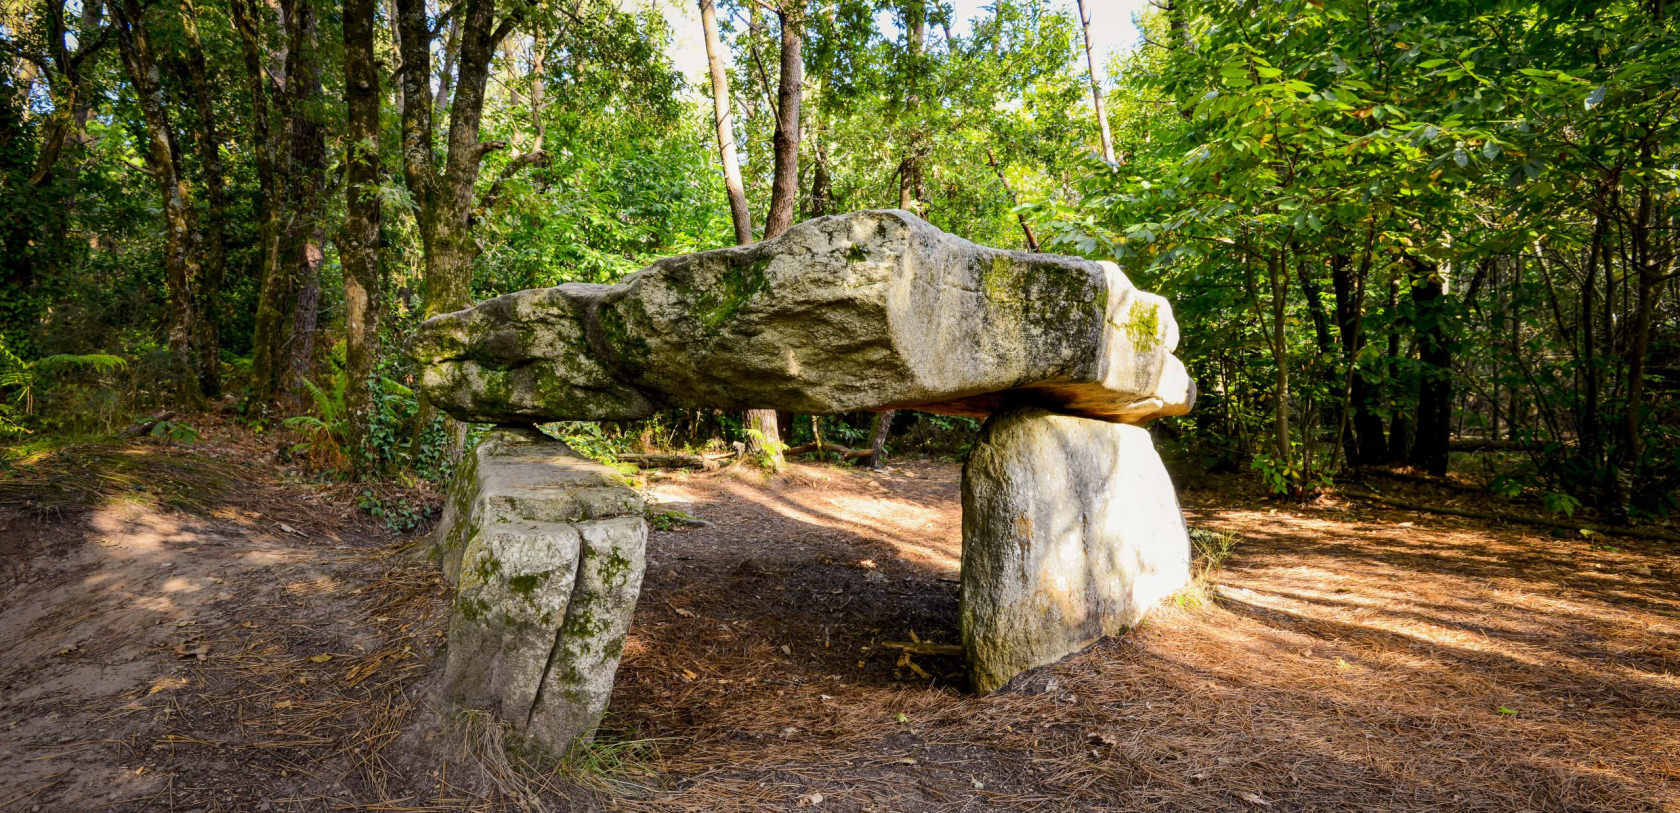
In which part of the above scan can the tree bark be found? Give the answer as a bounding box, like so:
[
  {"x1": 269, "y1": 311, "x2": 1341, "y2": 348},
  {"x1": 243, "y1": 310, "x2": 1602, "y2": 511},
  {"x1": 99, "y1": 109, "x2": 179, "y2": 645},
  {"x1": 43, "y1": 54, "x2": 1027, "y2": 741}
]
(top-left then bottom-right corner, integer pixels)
[
  {"x1": 985, "y1": 149, "x2": 1038, "y2": 251},
  {"x1": 763, "y1": 3, "x2": 803, "y2": 239},
  {"x1": 1076, "y1": 0, "x2": 1116, "y2": 164},
  {"x1": 111, "y1": 0, "x2": 203, "y2": 403},
  {"x1": 229, "y1": 0, "x2": 287, "y2": 413},
  {"x1": 896, "y1": 0, "x2": 927, "y2": 214},
  {"x1": 747, "y1": 1, "x2": 806, "y2": 470},
  {"x1": 397, "y1": 0, "x2": 523, "y2": 462},
  {"x1": 1329, "y1": 252, "x2": 1385, "y2": 465},
  {"x1": 700, "y1": 0, "x2": 754, "y2": 244},
  {"x1": 343, "y1": 0, "x2": 383, "y2": 477},
  {"x1": 177, "y1": 0, "x2": 227, "y2": 397},
  {"x1": 1407, "y1": 259, "x2": 1452, "y2": 476}
]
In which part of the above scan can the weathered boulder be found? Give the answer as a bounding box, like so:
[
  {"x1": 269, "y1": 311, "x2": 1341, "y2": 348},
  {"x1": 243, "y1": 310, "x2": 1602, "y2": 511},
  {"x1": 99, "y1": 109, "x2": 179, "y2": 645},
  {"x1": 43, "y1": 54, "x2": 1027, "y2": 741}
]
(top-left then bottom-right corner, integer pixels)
[
  {"x1": 960, "y1": 406, "x2": 1190, "y2": 694},
  {"x1": 411, "y1": 209, "x2": 1194, "y2": 426},
  {"x1": 432, "y1": 428, "x2": 647, "y2": 755}
]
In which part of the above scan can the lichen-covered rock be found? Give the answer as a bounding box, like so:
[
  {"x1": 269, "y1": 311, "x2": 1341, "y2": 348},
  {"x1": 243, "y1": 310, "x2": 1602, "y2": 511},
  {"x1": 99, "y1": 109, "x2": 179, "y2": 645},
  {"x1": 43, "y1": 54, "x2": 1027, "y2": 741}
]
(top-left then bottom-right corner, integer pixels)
[
  {"x1": 411, "y1": 209, "x2": 1194, "y2": 426},
  {"x1": 960, "y1": 406, "x2": 1190, "y2": 694},
  {"x1": 432, "y1": 428, "x2": 647, "y2": 755}
]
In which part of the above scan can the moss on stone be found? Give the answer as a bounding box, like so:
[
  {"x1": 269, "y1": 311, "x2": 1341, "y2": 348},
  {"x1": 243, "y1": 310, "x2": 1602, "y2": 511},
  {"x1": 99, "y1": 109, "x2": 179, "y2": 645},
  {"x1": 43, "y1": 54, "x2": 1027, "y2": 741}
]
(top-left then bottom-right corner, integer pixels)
[
  {"x1": 598, "y1": 299, "x2": 651, "y2": 373},
  {"x1": 507, "y1": 571, "x2": 549, "y2": 599},
  {"x1": 597, "y1": 549, "x2": 633, "y2": 589},
  {"x1": 1124, "y1": 301, "x2": 1162, "y2": 352},
  {"x1": 695, "y1": 256, "x2": 770, "y2": 332}
]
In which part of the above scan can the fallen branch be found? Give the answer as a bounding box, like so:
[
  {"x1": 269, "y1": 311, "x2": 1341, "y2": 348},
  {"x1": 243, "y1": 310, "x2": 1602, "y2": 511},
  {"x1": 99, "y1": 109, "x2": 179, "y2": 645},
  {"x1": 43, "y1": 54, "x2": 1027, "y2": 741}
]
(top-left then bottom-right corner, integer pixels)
[
  {"x1": 880, "y1": 640, "x2": 964, "y2": 657},
  {"x1": 1448, "y1": 438, "x2": 1548, "y2": 453},
  {"x1": 1340, "y1": 487, "x2": 1680, "y2": 544},
  {"x1": 784, "y1": 442, "x2": 872, "y2": 460},
  {"x1": 617, "y1": 452, "x2": 732, "y2": 471},
  {"x1": 117, "y1": 410, "x2": 176, "y2": 440}
]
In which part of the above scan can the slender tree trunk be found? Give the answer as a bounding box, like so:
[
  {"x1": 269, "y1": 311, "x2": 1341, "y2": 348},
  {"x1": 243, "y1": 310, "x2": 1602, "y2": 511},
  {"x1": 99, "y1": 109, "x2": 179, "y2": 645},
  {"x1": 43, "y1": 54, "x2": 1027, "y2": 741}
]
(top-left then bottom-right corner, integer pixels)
[
  {"x1": 746, "y1": 1, "x2": 806, "y2": 470},
  {"x1": 1269, "y1": 253, "x2": 1290, "y2": 463},
  {"x1": 397, "y1": 0, "x2": 522, "y2": 463},
  {"x1": 230, "y1": 0, "x2": 286, "y2": 413},
  {"x1": 809, "y1": 103, "x2": 831, "y2": 218},
  {"x1": 279, "y1": 0, "x2": 326, "y2": 405},
  {"x1": 700, "y1": 0, "x2": 754, "y2": 244},
  {"x1": 343, "y1": 0, "x2": 382, "y2": 477},
  {"x1": 763, "y1": 4, "x2": 803, "y2": 238},
  {"x1": 896, "y1": 0, "x2": 927, "y2": 214},
  {"x1": 1408, "y1": 259, "x2": 1452, "y2": 476},
  {"x1": 1076, "y1": 0, "x2": 1116, "y2": 164},
  {"x1": 1384, "y1": 275, "x2": 1410, "y2": 462},
  {"x1": 249, "y1": 0, "x2": 325, "y2": 414},
  {"x1": 177, "y1": 0, "x2": 227, "y2": 397},
  {"x1": 986, "y1": 149, "x2": 1038, "y2": 251},
  {"x1": 1330, "y1": 252, "x2": 1385, "y2": 464},
  {"x1": 111, "y1": 0, "x2": 203, "y2": 403}
]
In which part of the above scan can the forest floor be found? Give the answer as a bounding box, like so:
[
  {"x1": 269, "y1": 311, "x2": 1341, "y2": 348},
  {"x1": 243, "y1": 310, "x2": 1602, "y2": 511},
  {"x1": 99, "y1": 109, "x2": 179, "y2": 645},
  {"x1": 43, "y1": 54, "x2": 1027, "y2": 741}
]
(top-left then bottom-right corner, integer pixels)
[{"x1": 1, "y1": 420, "x2": 1677, "y2": 812}]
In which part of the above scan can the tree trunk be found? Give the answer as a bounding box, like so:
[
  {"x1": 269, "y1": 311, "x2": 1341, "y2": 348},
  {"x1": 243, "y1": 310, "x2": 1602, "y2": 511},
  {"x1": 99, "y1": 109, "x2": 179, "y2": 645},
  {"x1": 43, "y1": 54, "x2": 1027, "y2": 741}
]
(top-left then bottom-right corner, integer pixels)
[
  {"x1": 1076, "y1": 0, "x2": 1115, "y2": 164},
  {"x1": 1408, "y1": 259, "x2": 1452, "y2": 476},
  {"x1": 248, "y1": 0, "x2": 326, "y2": 415},
  {"x1": 865, "y1": 409, "x2": 896, "y2": 469},
  {"x1": 229, "y1": 0, "x2": 285, "y2": 413},
  {"x1": 809, "y1": 106, "x2": 831, "y2": 218},
  {"x1": 763, "y1": 4, "x2": 804, "y2": 239},
  {"x1": 986, "y1": 149, "x2": 1038, "y2": 251},
  {"x1": 177, "y1": 0, "x2": 227, "y2": 397},
  {"x1": 397, "y1": 0, "x2": 522, "y2": 463},
  {"x1": 288, "y1": 236, "x2": 324, "y2": 396},
  {"x1": 896, "y1": 0, "x2": 927, "y2": 214},
  {"x1": 1383, "y1": 275, "x2": 1409, "y2": 463},
  {"x1": 747, "y1": 1, "x2": 806, "y2": 470},
  {"x1": 111, "y1": 0, "x2": 203, "y2": 404},
  {"x1": 700, "y1": 0, "x2": 754, "y2": 244},
  {"x1": 343, "y1": 0, "x2": 382, "y2": 477},
  {"x1": 1329, "y1": 252, "x2": 1385, "y2": 465},
  {"x1": 1269, "y1": 253, "x2": 1290, "y2": 463}
]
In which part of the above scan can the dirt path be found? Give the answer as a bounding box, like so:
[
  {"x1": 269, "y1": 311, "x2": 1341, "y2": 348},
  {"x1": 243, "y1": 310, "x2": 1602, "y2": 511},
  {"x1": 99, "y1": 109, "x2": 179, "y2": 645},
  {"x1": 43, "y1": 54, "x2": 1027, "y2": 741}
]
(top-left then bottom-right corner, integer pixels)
[{"x1": 2, "y1": 432, "x2": 1676, "y2": 812}]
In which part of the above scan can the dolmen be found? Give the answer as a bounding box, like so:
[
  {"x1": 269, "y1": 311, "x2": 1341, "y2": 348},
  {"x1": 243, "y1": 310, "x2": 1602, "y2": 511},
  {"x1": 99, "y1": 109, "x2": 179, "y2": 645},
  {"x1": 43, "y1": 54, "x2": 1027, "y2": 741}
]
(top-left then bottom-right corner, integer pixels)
[{"x1": 412, "y1": 209, "x2": 1196, "y2": 755}]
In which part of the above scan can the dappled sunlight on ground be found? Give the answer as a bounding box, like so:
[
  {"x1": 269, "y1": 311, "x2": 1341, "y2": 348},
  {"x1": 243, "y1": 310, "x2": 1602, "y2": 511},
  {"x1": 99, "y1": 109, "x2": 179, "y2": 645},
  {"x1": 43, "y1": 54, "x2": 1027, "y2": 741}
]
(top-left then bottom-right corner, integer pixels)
[
  {"x1": 3, "y1": 431, "x2": 1675, "y2": 811},
  {"x1": 604, "y1": 467, "x2": 1680, "y2": 812}
]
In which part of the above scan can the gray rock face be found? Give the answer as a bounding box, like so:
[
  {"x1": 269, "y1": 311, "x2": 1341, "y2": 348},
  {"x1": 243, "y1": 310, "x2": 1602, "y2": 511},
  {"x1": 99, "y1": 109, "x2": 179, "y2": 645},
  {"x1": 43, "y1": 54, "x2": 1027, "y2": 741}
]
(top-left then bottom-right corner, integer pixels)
[
  {"x1": 960, "y1": 406, "x2": 1191, "y2": 694},
  {"x1": 412, "y1": 210, "x2": 1193, "y2": 426},
  {"x1": 432, "y1": 428, "x2": 647, "y2": 755}
]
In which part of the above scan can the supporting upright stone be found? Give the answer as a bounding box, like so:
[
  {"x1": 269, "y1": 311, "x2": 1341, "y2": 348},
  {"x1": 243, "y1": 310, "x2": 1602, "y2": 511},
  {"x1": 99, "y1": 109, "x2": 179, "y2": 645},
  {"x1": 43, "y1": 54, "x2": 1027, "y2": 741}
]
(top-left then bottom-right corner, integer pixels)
[
  {"x1": 431, "y1": 427, "x2": 647, "y2": 755},
  {"x1": 960, "y1": 406, "x2": 1190, "y2": 694}
]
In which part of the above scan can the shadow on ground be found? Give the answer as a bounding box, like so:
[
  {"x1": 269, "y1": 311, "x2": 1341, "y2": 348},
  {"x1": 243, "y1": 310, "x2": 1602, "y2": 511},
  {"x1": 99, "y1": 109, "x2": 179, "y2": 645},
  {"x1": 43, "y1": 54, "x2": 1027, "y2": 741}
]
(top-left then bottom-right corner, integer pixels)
[{"x1": 2, "y1": 432, "x2": 1676, "y2": 812}]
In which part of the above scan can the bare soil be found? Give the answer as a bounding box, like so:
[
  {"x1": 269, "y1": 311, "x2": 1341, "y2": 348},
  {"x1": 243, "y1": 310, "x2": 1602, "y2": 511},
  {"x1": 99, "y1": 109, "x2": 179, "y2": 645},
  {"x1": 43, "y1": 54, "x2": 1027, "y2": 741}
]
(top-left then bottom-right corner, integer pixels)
[{"x1": 2, "y1": 424, "x2": 1677, "y2": 812}]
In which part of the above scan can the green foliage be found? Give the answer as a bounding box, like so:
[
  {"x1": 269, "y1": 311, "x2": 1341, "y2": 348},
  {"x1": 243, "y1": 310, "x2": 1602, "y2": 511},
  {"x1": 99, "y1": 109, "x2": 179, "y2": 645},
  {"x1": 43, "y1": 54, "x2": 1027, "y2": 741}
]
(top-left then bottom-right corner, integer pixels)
[
  {"x1": 1188, "y1": 526, "x2": 1239, "y2": 574},
  {"x1": 356, "y1": 488, "x2": 436, "y2": 533}
]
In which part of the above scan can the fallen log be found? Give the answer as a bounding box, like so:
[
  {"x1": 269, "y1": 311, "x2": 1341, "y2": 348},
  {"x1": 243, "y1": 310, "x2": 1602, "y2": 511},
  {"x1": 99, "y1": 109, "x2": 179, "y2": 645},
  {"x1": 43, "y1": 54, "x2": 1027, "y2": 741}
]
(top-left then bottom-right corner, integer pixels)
[
  {"x1": 1339, "y1": 487, "x2": 1680, "y2": 544},
  {"x1": 784, "y1": 442, "x2": 873, "y2": 460},
  {"x1": 1448, "y1": 438, "x2": 1548, "y2": 453},
  {"x1": 117, "y1": 410, "x2": 176, "y2": 440},
  {"x1": 880, "y1": 640, "x2": 965, "y2": 657},
  {"x1": 616, "y1": 452, "x2": 732, "y2": 471}
]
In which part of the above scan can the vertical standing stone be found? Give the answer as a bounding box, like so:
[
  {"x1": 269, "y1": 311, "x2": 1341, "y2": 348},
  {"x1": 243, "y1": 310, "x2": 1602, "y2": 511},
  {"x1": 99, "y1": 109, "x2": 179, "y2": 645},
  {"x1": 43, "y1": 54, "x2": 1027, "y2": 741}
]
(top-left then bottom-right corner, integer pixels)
[
  {"x1": 960, "y1": 406, "x2": 1190, "y2": 694},
  {"x1": 431, "y1": 427, "x2": 647, "y2": 756}
]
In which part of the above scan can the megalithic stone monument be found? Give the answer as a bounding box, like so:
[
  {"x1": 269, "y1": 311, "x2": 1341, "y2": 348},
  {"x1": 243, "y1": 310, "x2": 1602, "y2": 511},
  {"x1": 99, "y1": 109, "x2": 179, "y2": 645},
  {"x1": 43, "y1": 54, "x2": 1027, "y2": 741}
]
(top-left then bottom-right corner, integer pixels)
[{"x1": 414, "y1": 210, "x2": 1195, "y2": 753}]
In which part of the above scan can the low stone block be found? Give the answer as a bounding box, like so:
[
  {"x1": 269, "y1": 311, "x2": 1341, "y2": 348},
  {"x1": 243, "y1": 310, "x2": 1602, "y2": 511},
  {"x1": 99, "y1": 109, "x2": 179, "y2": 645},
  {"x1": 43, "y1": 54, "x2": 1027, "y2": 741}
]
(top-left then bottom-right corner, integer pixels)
[
  {"x1": 431, "y1": 427, "x2": 647, "y2": 755},
  {"x1": 960, "y1": 406, "x2": 1190, "y2": 694}
]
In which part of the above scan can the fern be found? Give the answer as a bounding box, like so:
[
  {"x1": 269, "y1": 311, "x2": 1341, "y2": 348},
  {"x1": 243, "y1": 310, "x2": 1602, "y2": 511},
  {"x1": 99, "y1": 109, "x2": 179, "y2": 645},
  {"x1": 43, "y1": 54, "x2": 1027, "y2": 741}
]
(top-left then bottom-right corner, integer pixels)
[{"x1": 34, "y1": 354, "x2": 128, "y2": 375}]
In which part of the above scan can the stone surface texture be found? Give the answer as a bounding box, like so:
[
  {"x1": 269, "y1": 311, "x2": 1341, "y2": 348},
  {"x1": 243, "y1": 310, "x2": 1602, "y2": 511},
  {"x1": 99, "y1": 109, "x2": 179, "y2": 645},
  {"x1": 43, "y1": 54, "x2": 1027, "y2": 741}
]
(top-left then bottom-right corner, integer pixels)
[
  {"x1": 960, "y1": 406, "x2": 1191, "y2": 694},
  {"x1": 411, "y1": 209, "x2": 1193, "y2": 426},
  {"x1": 432, "y1": 428, "x2": 647, "y2": 754}
]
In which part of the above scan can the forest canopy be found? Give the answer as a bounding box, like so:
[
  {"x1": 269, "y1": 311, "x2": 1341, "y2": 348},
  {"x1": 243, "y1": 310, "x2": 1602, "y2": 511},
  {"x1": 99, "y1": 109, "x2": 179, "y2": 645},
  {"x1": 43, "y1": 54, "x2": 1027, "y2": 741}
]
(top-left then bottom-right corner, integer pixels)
[{"x1": 1, "y1": 0, "x2": 1675, "y2": 520}]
